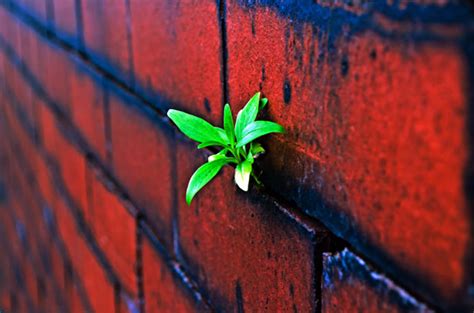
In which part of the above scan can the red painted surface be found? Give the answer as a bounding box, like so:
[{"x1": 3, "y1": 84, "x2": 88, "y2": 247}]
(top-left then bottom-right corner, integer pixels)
[
  {"x1": 129, "y1": 0, "x2": 223, "y2": 120},
  {"x1": 176, "y1": 139, "x2": 326, "y2": 312},
  {"x1": 225, "y1": 1, "x2": 471, "y2": 303},
  {"x1": 109, "y1": 90, "x2": 174, "y2": 249},
  {"x1": 142, "y1": 234, "x2": 211, "y2": 313},
  {"x1": 81, "y1": 0, "x2": 132, "y2": 81},
  {"x1": 51, "y1": 0, "x2": 78, "y2": 43},
  {"x1": 69, "y1": 61, "x2": 107, "y2": 160},
  {"x1": 88, "y1": 169, "x2": 137, "y2": 296},
  {"x1": 55, "y1": 198, "x2": 116, "y2": 313},
  {"x1": 0, "y1": 1, "x2": 472, "y2": 312},
  {"x1": 322, "y1": 249, "x2": 432, "y2": 312}
]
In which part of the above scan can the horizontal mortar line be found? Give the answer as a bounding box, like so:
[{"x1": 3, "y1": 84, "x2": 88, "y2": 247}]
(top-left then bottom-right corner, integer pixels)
[{"x1": 0, "y1": 77, "x2": 218, "y2": 312}]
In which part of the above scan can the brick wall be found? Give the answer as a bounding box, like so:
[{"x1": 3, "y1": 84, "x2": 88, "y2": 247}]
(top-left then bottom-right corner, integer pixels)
[{"x1": 0, "y1": 0, "x2": 472, "y2": 312}]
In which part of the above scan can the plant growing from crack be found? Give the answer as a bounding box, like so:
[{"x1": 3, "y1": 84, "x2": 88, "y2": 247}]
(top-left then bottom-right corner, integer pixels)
[{"x1": 167, "y1": 92, "x2": 285, "y2": 205}]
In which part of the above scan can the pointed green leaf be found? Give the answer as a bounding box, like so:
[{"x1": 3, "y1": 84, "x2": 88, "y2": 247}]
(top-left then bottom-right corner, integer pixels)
[
  {"x1": 214, "y1": 127, "x2": 229, "y2": 145},
  {"x1": 223, "y1": 103, "x2": 235, "y2": 146},
  {"x1": 234, "y1": 92, "x2": 260, "y2": 141},
  {"x1": 208, "y1": 149, "x2": 230, "y2": 162},
  {"x1": 236, "y1": 121, "x2": 285, "y2": 148},
  {"x1": 186, "y1": 158, "x2": 232, "y2": 205},
  {"x1": 234, "y1": 160, "x2": 252, "y2": 191},
  {"x1": 197, "y1": 141, "x2": 226, "y2": 149},
  {"x1": 250, "y1": 142, "x2": 265, "y2": 156},
  {"x1": 167, "y1": 109, "x2": 224, "y2": 144},
  {"x1": 259, "y1": 98, "x2": 268, "y2": 111}
]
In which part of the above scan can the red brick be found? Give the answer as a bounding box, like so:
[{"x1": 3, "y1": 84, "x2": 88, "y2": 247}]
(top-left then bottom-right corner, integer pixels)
[
  {"x1": 142, "y1": 232, "x2": 211, "y2": 313},
  {"x1": 109, "y1": 89, "x2": 174, "y2": 249},
  {"x1": 54, "y1": 197, "x2": 116, "y2": 313},
  {"x1": 48, "y1": 240, "x2": 65, "y2": 291},
  {"x1": 129, "y1": 0, "x2": 223, "y2": 121},
  {"x1": 51, "y1": 0, "x2": 79, "y2": 45},
  {"x1": 69, "y1": 60, "x2": 107, "y2": 160},
  {"x1": 42, "y1": 44, "x2": 73, "y2": 114},
  {"x1": 176, "y1": 139, "x2": 327, "y2": 312},
  {"x1": 38, "y1": 104, "x2": 89, "y2": 219},
  {"x1": 81, "y1": 0, "x2": 132, "y2": 81},
  {"x1": 33, "y1": 138, "x2": 56, "y2": 206},
  {"x1": 322, "y1": 249, "x2": 433, "y2": 312},
  {"x1": 225, "y1": 1, "x2": 471, "y2": 305},
  {"x1": 88, "y1": 168, "x2": 137, "y2": 295},
  {"x1": 22, "y1": 0, "x2": 49, "y2": 23}
]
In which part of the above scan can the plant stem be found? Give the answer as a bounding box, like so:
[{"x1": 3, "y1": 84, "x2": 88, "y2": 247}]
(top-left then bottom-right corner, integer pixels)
[{"x1": 251, "y1": 171, "x2": 262, "y2": 186}]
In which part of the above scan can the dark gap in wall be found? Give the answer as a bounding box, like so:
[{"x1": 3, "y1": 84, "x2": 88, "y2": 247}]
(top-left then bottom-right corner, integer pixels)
[
  {"x1": 74, "y1": 0, "x2": 84, "y2": 48},
  {"x1": 170, "y1": 134, "x2": 182, "y2": 262},
  {"x1": 124, "y1": 0, "x2": 135, "y2": 88},
  {"x1": 114, "y1": 282, "x2": 121, "y2": 313},
  {"x1": 462, "y1": 29, "x2": 474, "y2": 306},
  {"x1": 45, "y1": 0, "x2": 54, "y2": 28},
  {"x1": 136, "y1": 214, "x2": 145, "y2": 313},
  {"x1": 217, "y1": 0, "x2": 229, "y2": 106},
  {"x1": 314, "y1": 246, "x2": 323, "y2": 313}
]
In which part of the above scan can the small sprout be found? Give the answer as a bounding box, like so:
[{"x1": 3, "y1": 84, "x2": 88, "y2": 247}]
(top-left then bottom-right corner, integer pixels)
[{"x1": 167, "y1": 92, "x2": 285, "y2": 205}]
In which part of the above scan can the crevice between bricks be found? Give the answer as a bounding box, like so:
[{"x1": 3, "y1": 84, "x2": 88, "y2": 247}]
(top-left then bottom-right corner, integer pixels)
[
  {"x1": 218, "y1": 0, "x2": 229, "y2": 106},
  {"x1": 136, "y1": 214, "x2": 145, "y2": 313}
]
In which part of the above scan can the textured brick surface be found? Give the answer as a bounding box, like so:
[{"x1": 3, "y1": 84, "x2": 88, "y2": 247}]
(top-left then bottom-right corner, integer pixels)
[
  {"x1": 142, "y1": 229, "x2": 211, "y2": 313},
  {"x1": 81, "y1": 0, "x2": 132, "y2": 81},
  {"x1": 176, "y1": 139, "x2": 327, "y2": 312},
  {"x1": 51, "y1": 0, "x2": 79, "y2": 44},
  {"x1": 322, "y1": 249, "x2": 432, "y2": 312},
  {"x1": 88, "y1": 169, "x2": 137, "y2": 296},
  {"x1": 129, "y1": 0, "x2": 223, "y2": 121},
  {"x1": 54, "y1": 197, "x2": 116, "y2": 313},
  {"x1": 109, "y1": 88, "x2": 174, "y2": 249},
  {"x1": 225, "y1": 0, "x2": 473, "y2": 306},
  {"x1": 69, "y1": 60, "x2": 107, "y2": 160},
  {"x1": 0, "y1": 0, "x2": 472, "y2": 312}
]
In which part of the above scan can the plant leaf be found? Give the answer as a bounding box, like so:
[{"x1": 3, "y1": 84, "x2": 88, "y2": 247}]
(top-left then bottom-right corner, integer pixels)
[
  {"x1": 208, "y1": 149, "x2": 229, "y2": 162},
  {"x1": 214, "y1": 127, "x2": 230, "y2": 145},
  {"x1": 167, "y1": 109, "x2": 224, "y2": 144},
  {"x1": 197, "y1": 141, "x2": 226, "y2": 149},
  {"x1": 234, "y1": 160, "x2": 252, "y2": 191},
  {"x1": 223, "y1": 103, "x2": 235, "y2": 146},
  {"x1": 236, "y1": 121, "x2": 285, "y2": 148},
  {"x1": 250, "y1": 142, "x2": 265, "y2": 156},
  {"x1": 259, "y1": 98, "x2": 268, "y2": 111},
  {"x1": 186, "y1": 158, "x2": 232, "y2": 205},
  {"x1": 234, "y1": 92, "x2": 260, "y2": 141}
]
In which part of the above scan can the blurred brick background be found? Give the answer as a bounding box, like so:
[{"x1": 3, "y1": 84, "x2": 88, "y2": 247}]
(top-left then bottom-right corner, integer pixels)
[{"x1": 0, "y1": 0, "x2": 473, "y2": 312}]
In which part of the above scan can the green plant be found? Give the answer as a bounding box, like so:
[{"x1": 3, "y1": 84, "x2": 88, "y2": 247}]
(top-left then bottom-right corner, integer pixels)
[{"x1": 167, "y1": 92, "x2": 285, "y2": 205}]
